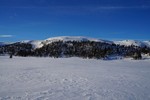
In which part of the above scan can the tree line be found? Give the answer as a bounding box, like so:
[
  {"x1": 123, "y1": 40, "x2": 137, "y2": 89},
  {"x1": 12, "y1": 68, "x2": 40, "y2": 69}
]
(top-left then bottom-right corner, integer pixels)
[{"x1": 0, "y1": 41, "x2": 150, "y2": 59}]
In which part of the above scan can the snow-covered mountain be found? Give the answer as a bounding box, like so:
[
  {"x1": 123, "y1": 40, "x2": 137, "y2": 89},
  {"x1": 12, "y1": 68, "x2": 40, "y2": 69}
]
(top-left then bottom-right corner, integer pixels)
[
  {"x1": 114, "y1": 40, "x2": 146, "y2": 47},
  {"x1": 1, "y1": 36, "x2": 150, "y2": 59},
  {"x1": 33, "y1": 36, "x2": 150, "y2": 49},
  {"x1": 22, "y1": 36, "x2": 113, "y2": 49},
  {"x1": 1, "y1": 36, "x2": 150, "y2": 48},
  {"x1": 113, "y1": 40, "x2": 150, "y2": 47}
]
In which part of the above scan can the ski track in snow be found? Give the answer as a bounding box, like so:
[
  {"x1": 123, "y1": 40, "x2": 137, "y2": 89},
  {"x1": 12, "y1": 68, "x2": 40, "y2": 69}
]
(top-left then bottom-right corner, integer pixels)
[{"x1": 0, "y1": 56, "x2": 150, "y2": 100}]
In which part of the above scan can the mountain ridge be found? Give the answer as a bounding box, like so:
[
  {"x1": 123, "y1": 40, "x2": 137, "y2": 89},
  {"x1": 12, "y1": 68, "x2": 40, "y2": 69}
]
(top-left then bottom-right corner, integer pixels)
[
  {"x1": 1, "y1": 36, "x2": 149, "y2": 59},
  {"x1": 1, "y1": 36, "x2": 150, "y2": 49}
]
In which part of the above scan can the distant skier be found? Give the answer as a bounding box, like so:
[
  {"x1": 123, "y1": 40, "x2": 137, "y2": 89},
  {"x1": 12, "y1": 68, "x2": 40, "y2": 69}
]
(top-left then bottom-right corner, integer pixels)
[{"x1": 10, "y1": 54, "x2": 13, "y2": 58}]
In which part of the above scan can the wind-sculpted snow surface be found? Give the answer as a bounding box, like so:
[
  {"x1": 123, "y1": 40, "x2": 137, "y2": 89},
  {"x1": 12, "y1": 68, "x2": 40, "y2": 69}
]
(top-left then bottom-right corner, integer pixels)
[{"x1": 0, "y1": 56, "x2": 150, "y2": 100}]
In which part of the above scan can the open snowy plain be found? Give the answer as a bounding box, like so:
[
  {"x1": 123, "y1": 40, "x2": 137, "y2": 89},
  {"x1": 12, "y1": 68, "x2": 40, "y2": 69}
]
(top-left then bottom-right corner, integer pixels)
[{"x1": 0, "y1": 56, "x2": 150, "y2": 100}]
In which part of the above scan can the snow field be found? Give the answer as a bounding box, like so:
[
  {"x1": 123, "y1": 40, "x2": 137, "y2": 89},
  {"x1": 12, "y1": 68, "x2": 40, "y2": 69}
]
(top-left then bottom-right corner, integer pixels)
[{"x1": 0, "y1": 56, "x2": 150, "y2": 100}]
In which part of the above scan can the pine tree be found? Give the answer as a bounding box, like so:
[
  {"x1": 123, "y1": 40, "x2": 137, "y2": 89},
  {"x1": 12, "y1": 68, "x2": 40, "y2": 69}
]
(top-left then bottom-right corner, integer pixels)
[{"x1": 133, "y1": 51, "x2": 142, "y2": 60}]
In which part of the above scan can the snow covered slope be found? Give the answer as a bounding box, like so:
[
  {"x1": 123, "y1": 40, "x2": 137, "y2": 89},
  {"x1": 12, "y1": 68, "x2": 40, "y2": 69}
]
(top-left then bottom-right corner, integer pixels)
[
  {"x1": 0, "y1": 56, "x2": 150, "y2": 100},
  {"x1": 114, "y1": 40, "x2": 150, "y2": 47},
  {"x1": 18, "y1": 40, "x2": 44, "y2": 48},
  {"x1": 28, "y1": 40, "x2": 44, "y2": 48},
  {"x1": 26, "y1": 36, "x2": 113, "y2": 49},
  {"x1": 27, "y1": 36, "x2": 150, "y2": 48},
  {"x1": 143, "y1": 41, "x2": 150, "y2": 47},
  {"x1": 44, "y1": 36, "x2": 113, "y2": 44},
  {"x1": 1, "y1": 36, "x2": 150, "y2": 48}
]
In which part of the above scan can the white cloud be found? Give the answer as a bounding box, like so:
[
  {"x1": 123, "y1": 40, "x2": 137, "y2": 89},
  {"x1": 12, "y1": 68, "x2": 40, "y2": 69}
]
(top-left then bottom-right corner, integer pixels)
[{"x1": 0, "y1": 35, "x2": 13, "y2": 38}]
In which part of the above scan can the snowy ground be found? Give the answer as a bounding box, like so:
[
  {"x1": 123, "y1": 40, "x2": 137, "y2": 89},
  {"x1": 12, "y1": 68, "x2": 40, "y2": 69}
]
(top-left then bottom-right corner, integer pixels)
[{"x1": 0, "y1": 56, "x2": 150, "y2": 100}]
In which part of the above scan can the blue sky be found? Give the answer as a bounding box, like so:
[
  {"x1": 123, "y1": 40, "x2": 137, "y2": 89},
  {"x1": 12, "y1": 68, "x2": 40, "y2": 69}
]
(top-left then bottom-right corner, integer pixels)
[{"x1": 0, "y1": 0, "x2": 150, "y2": 42}]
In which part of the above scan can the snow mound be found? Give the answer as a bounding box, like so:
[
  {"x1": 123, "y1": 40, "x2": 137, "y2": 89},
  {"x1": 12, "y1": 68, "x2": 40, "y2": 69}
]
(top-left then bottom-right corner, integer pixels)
[{"x1": 114, "y1": 40, "x2": 147, "y2": 47}]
